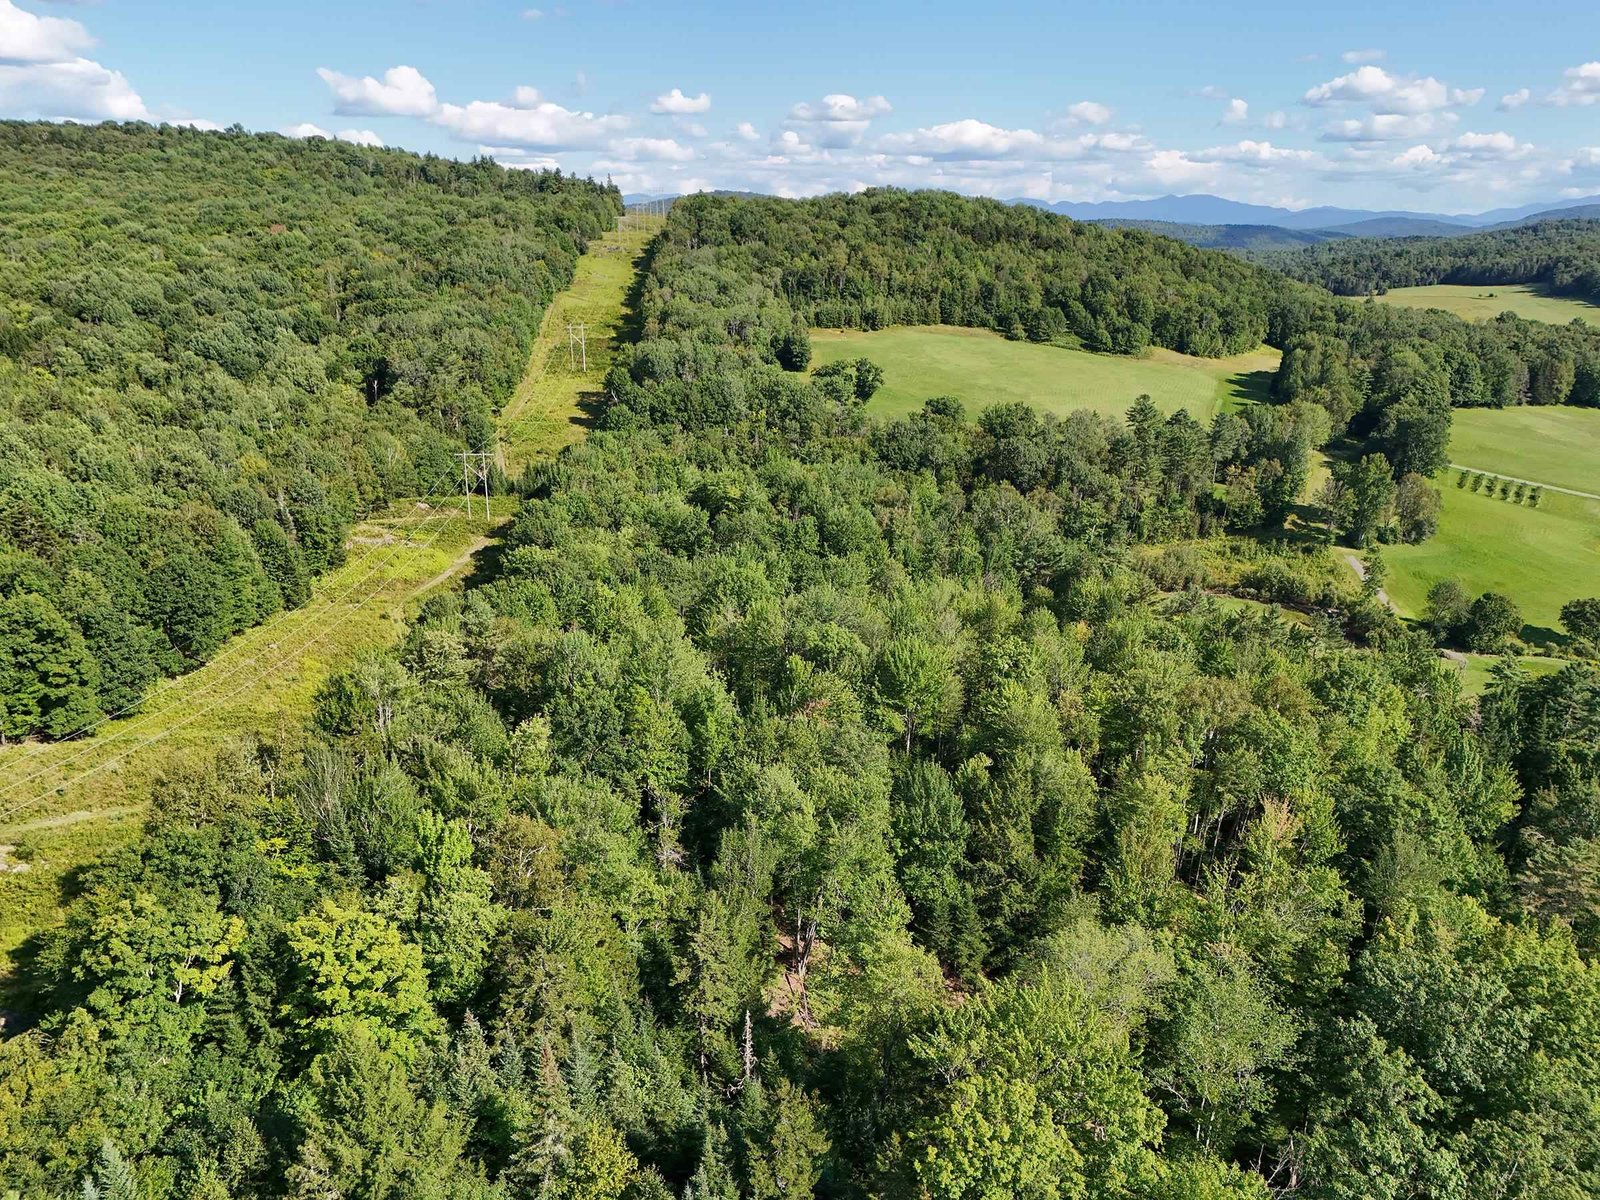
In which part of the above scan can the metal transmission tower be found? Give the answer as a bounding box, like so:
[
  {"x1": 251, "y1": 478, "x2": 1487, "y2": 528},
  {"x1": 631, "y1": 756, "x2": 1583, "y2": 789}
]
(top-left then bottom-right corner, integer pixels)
[
  {"x1": 460, "y1": 451, "x2": 492, "y2": 518},
  {"x1": 567, "y1": 321, "x2": 588, "y2": 372}
]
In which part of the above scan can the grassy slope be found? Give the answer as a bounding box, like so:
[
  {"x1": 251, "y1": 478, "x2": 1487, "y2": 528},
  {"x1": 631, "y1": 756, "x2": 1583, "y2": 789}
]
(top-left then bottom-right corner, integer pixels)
[
  {"x1": 1380, "y1": 485, "x2": 1600, "y2": 636},
  {"x1": 0, "y1": 222, "x2": 654, "y2": 988},
  {"x1": 812, "y1": 325, "x2": 1279, "y2": 424},
  {"x1": 1373, "y1": 406, "x2": 1600, "y2": 639},
  {"x1": 0, "y1": 504, "x2": 496, "y2": 977},
  {"x1": 1375, "y1": 284, "x2": 1600, "y2": 325},
  {"x1": 1448, "y1": 406, "x2": 1600, "y2": 496},
  {"x1": 498, "y1": 222, "x2": 654, "y2": 475}
]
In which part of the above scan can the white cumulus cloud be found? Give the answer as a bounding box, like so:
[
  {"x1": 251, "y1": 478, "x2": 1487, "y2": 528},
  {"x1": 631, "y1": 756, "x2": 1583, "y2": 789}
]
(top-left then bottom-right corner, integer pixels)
[
  {"x1": 1221, "y1": 98, "x2": 1249, "y2": 124},
  {"x1": 769, "y1": 128, "x2": 815, "y2": 157},
  {"x1": 433, "y1": 96, "x2": 628, "y2": 149},
  {"x1": 1065, "y1": 99, "x2": 1112, "y2": 125},
  {"x1": 1447, "y1": 130, "x2": 1534, "y2": 159},
  {"x1": 1197, "y1": 139, "x2": 1316, "y2": 165},
  {"x1": 0, "y1": 0, "x2": 91, "y2": 65},
  {"x1": 316, "y1": 64, "x2": 438, "y2": 117},
  {"x1": 0, "y1": 0, "x2": 152, "y2": 122},
  {"x1": 1341, "y1": 48, "x2": 1386, "y2": 64},
  {"x1": 608, "y1": 135, "x2": 694, "y2": 161},
  {"x1": 789, "y1": 93, "x2": 892, "y2": 122},
  {"x1": 1320, "y1": 111, "x2": 1455, "y2": 142},
  {"x1": 650, "y1": 87, "x2": 709, "y2": 114},
  {"x1": 1547, "y1": 61, "x2": 1600, "y2": 106},
  {"x1": 1498, "y1": 88, "x2": 1531, "y2": 111},
  {"x1": 1392, "y1": 143, "x2": 1443, "y2": 168},
  {"x1": 1304, "y1": 65, "x2": 1481, "y2": 114},
  {"x1": 0, "y1": 57, "x2": 147, "y2": 120}
]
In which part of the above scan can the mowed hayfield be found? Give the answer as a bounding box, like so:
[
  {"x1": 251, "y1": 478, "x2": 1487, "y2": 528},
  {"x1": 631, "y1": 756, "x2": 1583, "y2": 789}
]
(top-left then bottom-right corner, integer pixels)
[
  {"x1": 1382, "y1": 484, "x2": 1600, "y2": 635},
  {"x1": 1378, "y1": 404, "x2": 1600, "y2": 639},
  {"x1": 1376, "y1": 283, "x2": 1600, "y2": 326},
  {"x1": 1448, "y1": 406, "x2": 1600, "y2": 497},
  {"x1": 811, "y1": 325, "x2": 1280, "y2": 423}
]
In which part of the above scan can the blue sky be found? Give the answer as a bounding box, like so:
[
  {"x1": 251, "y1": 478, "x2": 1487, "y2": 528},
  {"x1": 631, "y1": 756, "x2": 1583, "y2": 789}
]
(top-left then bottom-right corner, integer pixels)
[{"x1": 3, "y1": 0, "x2": 1599, "y2": 211}]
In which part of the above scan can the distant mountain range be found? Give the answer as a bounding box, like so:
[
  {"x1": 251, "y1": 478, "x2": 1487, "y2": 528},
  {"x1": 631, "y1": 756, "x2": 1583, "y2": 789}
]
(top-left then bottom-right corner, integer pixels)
[
  {"x1": 1015, "y1": 194, "x2": 1600, "y2": 252},
  {"x1": 1013, "y1": 192, "x2": 1600, "y2": 230}
]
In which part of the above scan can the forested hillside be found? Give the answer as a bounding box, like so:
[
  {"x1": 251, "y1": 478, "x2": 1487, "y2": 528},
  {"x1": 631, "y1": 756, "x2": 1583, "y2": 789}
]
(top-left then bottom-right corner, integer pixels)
[
  {"x1": 1272, "y1": 218, "x2": 1600, "y2": 305},
  {"x1": 0, "y1": 123, "x2": 620, "y2": 741},
  {"x1": 4, "y1": 191, "x2": 1598, "y2": 1200},
  {"x1": 1090, "y1": 219, "x2": 1344, "y2": 253},
  {"x1": 611, "y1": 191, "x2": 1600, "y2": 498}
]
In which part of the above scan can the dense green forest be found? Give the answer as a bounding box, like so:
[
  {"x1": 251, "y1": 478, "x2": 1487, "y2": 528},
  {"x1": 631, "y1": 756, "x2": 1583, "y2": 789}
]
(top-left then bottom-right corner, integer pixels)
[
  {"x1": 5, "y1": 189, "x2": 1598, "y2": 1200},
  {"x1": 1271, "y1": 218, "x2": 1600, "y2": 306},
  {"x1": 0, "y1": 123, "x2": 620, "y2": 741}
]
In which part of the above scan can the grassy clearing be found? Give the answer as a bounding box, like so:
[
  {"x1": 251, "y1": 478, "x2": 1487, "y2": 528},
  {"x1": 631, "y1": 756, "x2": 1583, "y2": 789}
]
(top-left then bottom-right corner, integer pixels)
[
  {"x1": 498, "y1": 222, "x2": 655, "y2": 474},
  {"x1": 1371, "y1": 405, "x2": 1600, "y2": 641},
  {"x1": 0, "y1": 502, "x2": 498, "y2": 978},
  {"x1": 1453, "y1": 652, "x2": 1575, "y2": 698},
  {"x1": 812, "y1": 325, "x2": 1280, "y2": 424},
  {"x1": 1375, "y1": 283, "x2": 1600, "y2": 325},
  {"x1": 1379, "y1": 484, "x2": 1600, "y2": 636},
  {"x1": 1447, "y1": 406, "x2": 1600, "y2": 497},
  {"x1": 0, "y1": 224, "x2": 653, "y2": 990}
]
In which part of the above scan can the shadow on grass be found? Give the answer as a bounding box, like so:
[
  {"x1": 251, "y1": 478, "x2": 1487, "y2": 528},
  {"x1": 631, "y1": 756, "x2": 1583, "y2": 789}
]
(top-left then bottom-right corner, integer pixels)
[
  {"x1": 1224, "y1": 369, "x2": 1277, "y2": 409},
  {"x1": 460, "y1": 531, "x2": 512, "y2": 593},
  {"x1": 617, "y1": 237, "x2": 659, "y2": 347},
  {"x1": 0, "y1": 857, "x2": 97, "y2": 1030},
  {"x1": 1520, "y1": 623, "x2": 1568, "y2": 652}
]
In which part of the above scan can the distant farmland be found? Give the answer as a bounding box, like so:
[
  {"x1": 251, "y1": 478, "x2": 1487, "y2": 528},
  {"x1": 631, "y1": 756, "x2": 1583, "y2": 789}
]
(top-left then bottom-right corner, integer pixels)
[
  {"x1": 811, "y1": 325, "x2": 1279, "y2": 424},
  {"x1": 1375, "y1": 283, "x2": 1600, "y2": 325}
]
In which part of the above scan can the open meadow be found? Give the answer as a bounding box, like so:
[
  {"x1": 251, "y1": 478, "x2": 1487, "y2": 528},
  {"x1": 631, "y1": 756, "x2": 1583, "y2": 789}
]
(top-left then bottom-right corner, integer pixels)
[
  {"x1": 1447, "y1": 406, "x2": 1600, "y2": 497},
  {"x1": 1380, "y1": 483, "x2": 1600, "y2": 637},
  {"x1": 812, "y1": 325, "x2": 1279, "y2": 423},
  {"x1": 1375, "y1": 283, "x2": 1600, "y2": 325},
  {"x1": 1374, "y1": 404, "x2": 1600, "y2": 639}
]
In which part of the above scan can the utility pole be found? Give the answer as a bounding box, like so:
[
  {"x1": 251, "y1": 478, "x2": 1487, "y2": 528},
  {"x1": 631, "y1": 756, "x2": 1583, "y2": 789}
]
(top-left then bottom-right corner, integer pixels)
[
  {"x1": 567, "y1": 321, "x2": 588, "y2": 372},
  {"x1": 460, "y1": 450, "x2": 491, "y2": 518}
]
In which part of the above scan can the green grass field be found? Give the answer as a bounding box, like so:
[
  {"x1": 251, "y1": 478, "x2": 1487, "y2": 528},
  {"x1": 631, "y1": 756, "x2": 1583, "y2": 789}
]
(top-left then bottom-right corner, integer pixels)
[
  {"x1": 1372, "y1": 405, "x2": 1600, "y2": 639},
  {"x1": 1380, "y1": 484, "x2": 1600, "y2": 636},
  {"x1": 1447, "y1": 406, "x2": 1600, "y2": 497},
  {"x1": 812, "y1": 325, "x2": 1280, "y2": 424},
  {"x1": 1453, "y1": 651, "x2": 1575, "y2": 697},
  {"x1": 497, "y1": 221, "x2": 654, "y2": 475},
  {"x1": 1376, "y1": 284, "x2": 1600, "y2": 326}
]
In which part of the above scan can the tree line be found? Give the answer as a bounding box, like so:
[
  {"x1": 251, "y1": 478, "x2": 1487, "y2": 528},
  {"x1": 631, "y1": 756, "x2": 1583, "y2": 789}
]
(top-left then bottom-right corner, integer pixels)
[
  {"x1": 0, "y1": 122, "x2": 621, "y2": 741},
  {"x1": 1266, "y1": 217, "x2": 1600, "y2": 308}
]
